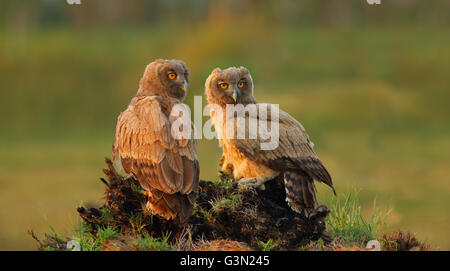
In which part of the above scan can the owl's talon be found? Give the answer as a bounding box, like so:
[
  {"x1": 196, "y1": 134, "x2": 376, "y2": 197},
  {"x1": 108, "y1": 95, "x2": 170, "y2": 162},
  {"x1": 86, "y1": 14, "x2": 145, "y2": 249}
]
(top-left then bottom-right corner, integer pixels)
[{"x1": 238, "y1": 177, "x2": 264, "y2": 190}]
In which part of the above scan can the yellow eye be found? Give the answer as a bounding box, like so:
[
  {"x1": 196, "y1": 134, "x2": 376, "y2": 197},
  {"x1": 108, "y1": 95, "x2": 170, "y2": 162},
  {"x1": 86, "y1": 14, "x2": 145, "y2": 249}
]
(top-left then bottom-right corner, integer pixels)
[
  {"x1": 237, "y1": 80, "x2": 245, "y2": 88},
  {"x1": 168, "y1": 72, "x2": 177, "y2": 80},
  {"x1": 219, "y1": 83, "x2": 228, "y2": 89}
]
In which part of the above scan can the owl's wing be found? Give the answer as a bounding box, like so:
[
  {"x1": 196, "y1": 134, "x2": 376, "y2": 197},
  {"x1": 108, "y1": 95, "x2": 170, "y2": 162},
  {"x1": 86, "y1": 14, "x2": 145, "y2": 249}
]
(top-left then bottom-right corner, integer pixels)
[
  {"x1": 234, "y1": 103, "x2": 334, "y2": 193},
  {"x1": 112, "y1": 96, "x2": 198, "y2": 196}
]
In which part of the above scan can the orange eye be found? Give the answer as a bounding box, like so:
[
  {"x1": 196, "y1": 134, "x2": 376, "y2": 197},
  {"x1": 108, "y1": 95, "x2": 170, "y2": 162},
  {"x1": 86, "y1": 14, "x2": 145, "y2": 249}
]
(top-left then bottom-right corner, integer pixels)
[
  {"x1": 219, "y1": 83, "x2": 228, "y2": 89},
  {"x1": 168, "y1": 72, "x2": 177, "y2": 80},
  {"x1": 237, "y1": 80, "x2": 245, "y2": 88}
]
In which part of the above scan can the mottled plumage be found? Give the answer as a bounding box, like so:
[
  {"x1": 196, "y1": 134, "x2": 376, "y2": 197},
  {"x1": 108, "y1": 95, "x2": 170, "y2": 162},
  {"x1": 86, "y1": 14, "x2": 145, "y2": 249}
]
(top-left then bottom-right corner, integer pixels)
[
  {"x1": 205, "y1": 67, "x2": 335, "y2": 213},
  {"x1": 113, "y1": 59, "x2": 199, "y2": 223}
]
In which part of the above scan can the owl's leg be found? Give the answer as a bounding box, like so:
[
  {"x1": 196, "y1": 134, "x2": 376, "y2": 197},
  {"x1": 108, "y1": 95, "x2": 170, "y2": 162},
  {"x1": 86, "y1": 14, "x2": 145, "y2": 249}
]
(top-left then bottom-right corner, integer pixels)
[
  {"x1": 238, "y1": 177, "x2": 266, "y2": 190},
  {"x1": 218, "y1": 153, "x2": 234, "y2": 175},
  {"x1": 218, "y1": 154, "x2": 226, "y2": 168}
]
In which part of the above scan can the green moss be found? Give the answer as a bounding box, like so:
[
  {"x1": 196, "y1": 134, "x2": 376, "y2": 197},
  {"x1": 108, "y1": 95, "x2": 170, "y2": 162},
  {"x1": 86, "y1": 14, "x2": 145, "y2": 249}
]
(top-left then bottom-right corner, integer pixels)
[
  {"x1": 210, "y1": 193, "x2": 242, "y2": 213},
  {"x1": 132, "y1": 232, "x2": 175, "y2": 251}
]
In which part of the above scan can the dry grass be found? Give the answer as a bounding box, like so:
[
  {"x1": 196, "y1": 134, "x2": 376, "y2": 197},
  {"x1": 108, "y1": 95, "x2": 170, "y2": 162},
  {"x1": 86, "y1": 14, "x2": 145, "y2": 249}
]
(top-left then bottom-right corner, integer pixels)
[{"x1": 193, "y1": 239, "x2": 250, "y2": 251}]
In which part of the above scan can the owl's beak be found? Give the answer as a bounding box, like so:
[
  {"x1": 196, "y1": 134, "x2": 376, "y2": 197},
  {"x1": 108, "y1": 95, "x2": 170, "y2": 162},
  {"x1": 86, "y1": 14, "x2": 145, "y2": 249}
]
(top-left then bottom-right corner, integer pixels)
[
  {"x1": 182, "y1": 79, "x2": 189, "y2": 92},
  {"x1": 232, "y1": 87, "x2": 239, "y2": 102}
]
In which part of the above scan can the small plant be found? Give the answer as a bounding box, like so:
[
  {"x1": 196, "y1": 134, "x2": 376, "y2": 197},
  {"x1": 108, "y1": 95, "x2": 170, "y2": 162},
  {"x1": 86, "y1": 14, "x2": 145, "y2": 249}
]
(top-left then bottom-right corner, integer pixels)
[
  {"x1": 97, "y1": 225, "x2": 120, "y2": 243},
  {"x1": 133, "y1": 232, "x2": 175, "y2": 251},
  {"x1": 28, "y1": 229, "x2": 67, "y2": 251},
  {"x1": 70, "y1": 221, "x2": 121, "y2": 251},
  {"x1": 213, "y1": 171, "x2": 234, "y2": 190},
  {"x1": 129, "y1": 213, "x2": 147, "y2": 234},
  {"x1": 40, "y1": 207, "x2": 64, "y2": 241},
  {"x1": 257, "y1": 238, "x2": 279, "y2": 251},
  {"x1": 194, "y1": 204, "x2": 214, "y2": 222},
  {"x1": 326, "y1": 189, "x2": 391, "y2": 246},
  {"x1": 210, "y1": 193, "x2": 242, "y2": 213},
  {"x1": 72, "y1": 222, "x2": 100, "y2": 251}
]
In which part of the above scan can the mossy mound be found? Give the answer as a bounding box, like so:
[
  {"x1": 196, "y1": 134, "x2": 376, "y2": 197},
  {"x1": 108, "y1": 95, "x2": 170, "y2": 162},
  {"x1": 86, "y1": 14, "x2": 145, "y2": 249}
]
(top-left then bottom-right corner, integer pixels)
[
  {"x1": 31, "y1": 158, "x2": 435, "y2": 251},
  {"x1": 32, "y1": 158, "x2": 333, "y2": 251},
  {"x1": 190, "y1": 174, "x2": 331, "y2": 250}
]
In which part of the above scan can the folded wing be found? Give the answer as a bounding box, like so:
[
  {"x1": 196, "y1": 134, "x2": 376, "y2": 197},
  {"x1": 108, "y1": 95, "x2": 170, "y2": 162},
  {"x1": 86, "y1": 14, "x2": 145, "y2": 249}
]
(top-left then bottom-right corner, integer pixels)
[
  {"x1": 112, "y1": 96, "x2": 199, "y2": 221},
  {"x1": 234, "y1": 103, "x2": 335, "y2": 194}
]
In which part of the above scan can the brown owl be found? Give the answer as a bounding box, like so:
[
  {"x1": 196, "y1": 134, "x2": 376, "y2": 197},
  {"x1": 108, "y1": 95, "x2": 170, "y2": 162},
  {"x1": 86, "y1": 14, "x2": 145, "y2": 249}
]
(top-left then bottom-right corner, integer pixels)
[
  {"x1": 205, "y1": 66, "x2": 335, "y2": 214},
  {"x1": 112, "y1": 59, "x2": 199, "y2": 223}
]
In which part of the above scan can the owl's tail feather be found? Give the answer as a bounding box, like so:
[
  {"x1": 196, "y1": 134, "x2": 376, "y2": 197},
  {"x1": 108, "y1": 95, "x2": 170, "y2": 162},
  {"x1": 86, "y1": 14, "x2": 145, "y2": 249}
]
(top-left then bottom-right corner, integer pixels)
[
  {"x1": 145, "y1": 188, "x2": 194, "y2": 224},
  {"x1": 283, "y1": 171, "x2": 318, "y2": 214}
]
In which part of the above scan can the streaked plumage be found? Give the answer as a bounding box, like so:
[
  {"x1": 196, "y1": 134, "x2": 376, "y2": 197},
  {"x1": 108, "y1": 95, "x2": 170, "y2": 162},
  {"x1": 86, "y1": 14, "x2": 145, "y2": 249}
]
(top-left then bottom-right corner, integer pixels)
[
  {"x1": 113, "y1": 59, "x2": 199, "y2": 223},
  {"x1": 205, "y1": 67, "x2": 335, "y2": 213}
]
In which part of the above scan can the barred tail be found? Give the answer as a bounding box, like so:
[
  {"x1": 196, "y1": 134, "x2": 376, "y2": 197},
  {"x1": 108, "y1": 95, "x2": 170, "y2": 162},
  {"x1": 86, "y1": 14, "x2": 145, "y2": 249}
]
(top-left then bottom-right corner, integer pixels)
[{"x1": 283, "y1": 171, "x2": 318, "y2": 213}]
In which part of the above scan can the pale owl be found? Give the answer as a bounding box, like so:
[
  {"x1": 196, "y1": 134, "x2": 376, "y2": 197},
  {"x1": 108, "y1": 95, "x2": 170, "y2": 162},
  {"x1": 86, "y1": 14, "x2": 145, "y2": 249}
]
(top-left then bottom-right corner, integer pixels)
[{"x1": 205, "y1": 66, "x2": 335, "y2": 214}]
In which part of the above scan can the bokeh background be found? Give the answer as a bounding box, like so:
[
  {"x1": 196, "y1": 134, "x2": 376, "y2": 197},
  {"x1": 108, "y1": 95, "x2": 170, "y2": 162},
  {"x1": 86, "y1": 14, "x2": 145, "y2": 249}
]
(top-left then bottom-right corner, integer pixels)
[{"x1": 0, "y1": 0, "x2": 449, "y2": 250}]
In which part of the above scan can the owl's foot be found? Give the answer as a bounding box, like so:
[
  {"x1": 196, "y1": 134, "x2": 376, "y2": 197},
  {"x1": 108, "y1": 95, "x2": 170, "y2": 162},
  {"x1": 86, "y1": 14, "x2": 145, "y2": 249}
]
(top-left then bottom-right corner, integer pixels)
[
  {"x1": 238, "y1": 177, "x2": 265, "y2": 190},
  {"x1": 306, "y1": 205, "x2": 330, "y2": 221}
]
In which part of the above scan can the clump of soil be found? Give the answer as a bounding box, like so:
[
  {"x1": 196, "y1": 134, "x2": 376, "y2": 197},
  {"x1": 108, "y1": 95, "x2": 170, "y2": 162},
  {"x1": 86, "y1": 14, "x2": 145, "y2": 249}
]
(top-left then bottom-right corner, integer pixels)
[
  {"x1": 191, "y1": 174, "x2": 331, "y2": 250},
  {"x1": 382, "y1": 231, "x2": 433, "y2": 251},
  {"x1": 78, "y1": 158, "x2": 182, "y2": 237},
  {"x1": 34, "y1": 158, "x2": 331, "y2": 251},
  {"x1": 29, "y1": 230, "x2": 68, "y2": 251},
  {"x1": 298, "y1": 231, "x2": 434, "y2": 251}
]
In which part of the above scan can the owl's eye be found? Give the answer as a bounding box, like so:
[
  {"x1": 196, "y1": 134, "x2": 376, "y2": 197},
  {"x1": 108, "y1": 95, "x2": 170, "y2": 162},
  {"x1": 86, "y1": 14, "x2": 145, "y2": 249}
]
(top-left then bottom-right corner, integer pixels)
[
  {"x1": 219, "y1": 83, "x2": 228, "y2": 89},
  {"x1": 168, "y1": 72, "x2": 177, "y2": 80},
  {"x1": 237, "y1": 80, "x2": 245, "y2": 88}
]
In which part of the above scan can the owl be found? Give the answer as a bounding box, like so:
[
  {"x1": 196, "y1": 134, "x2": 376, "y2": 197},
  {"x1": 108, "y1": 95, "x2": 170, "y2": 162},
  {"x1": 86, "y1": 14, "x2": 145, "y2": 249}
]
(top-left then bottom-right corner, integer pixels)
[
  {"x1": 205, "y1": 67, "x2": 335, "y2": 214},
  {"x1": 112, "y1": 59, "x2": 199, "y2": 223}
]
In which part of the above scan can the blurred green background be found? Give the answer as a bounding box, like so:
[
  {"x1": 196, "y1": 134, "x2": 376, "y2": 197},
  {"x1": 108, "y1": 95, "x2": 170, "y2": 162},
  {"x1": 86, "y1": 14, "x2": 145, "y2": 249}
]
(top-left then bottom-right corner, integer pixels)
[{"x1": 0, "y1": 0, "x2": 449, "y2": 250}]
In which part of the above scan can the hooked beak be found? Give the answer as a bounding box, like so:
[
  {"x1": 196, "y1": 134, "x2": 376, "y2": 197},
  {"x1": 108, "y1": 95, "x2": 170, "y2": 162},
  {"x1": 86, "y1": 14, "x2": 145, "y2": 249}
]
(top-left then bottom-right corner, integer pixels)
[
  {"x1": 181, "y1": 79, "x2": 189, "y2": 92},
  {"x1": 232, "y1": 87, "x2": 239, "y2": 102}
]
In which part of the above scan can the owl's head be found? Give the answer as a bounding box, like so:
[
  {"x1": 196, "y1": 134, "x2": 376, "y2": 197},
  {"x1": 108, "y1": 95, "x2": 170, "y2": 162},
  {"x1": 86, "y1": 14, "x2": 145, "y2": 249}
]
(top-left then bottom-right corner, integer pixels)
[
  {"x1": 137, "y1": 59, "x2": 189, "y2": 100},
  {"x1": 205, "y1": 66, "x2": 255, "y2": 106}
]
